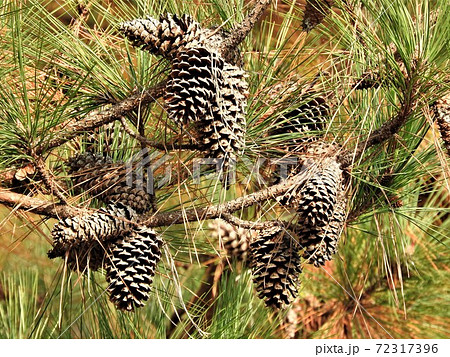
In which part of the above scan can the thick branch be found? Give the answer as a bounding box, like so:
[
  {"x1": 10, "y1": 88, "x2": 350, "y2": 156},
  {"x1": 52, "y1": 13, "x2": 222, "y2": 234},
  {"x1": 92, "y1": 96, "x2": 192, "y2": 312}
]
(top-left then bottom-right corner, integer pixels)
[
  {"x1": 0, "y1": 189, "x2": 80, "y2": 219},
  {"x1": 37, "y1": 80, "x2": 167, "y2": 154},
  {"x1": 143, "y1": 169, "x2": 311, "y2": 227},
  {"x1": 0, "y1": 168, "x2": 311, "y2": 227},
  {"x1": 220, "y1": 0, "x2": 271, "y2": 63}
]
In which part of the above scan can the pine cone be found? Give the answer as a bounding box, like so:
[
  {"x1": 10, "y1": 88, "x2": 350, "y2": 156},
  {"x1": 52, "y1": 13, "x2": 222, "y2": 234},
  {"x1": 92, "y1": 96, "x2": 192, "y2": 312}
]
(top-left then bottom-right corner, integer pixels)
[
  {"x1": 119, "y1": 13, "x2": 225, "y2": 59},
  {"x1": 68, "y1": 153, "x2": 153, "y2": 213},
  {"x1": 271, "y1": 97, "x2": 328, "y2": 146},
  {"x1": 352, "y1": 71, "x2": 381, "y2": 90},
  {"x1": 166, "y1": 49, "x2": 247, "y2": 180},
  {"x1": 298, "y1": 194, "x2": 347, "y2": 267},
  {"x1": 106, "y1": 226, "x2": 163, "y2": 311},
  {"x1": 432, "y1": 94, "x2": 450, "y2": 156},
  {"x1": 210, "y1": 219, "x2": 253, "y2": 261},
  {"x1": 302, "y1": 0, "x2": 334, "y2": 32},
  {"x1": 165, "y1": 47, "x2": 224, "y2": 125},
  {"x1": 249, "y1": 226, "x2": 302, "y2": 309},
  {"x1": 196, "y1": 62, "x2": 248, "y2": 173},
  {"x1": 119, "y1": 14, "x2": 200, "y2": 58},
  {"x1": 48, "y1": 203, "x2": 137, "y2": 271},
  {"x1": 296, "y1": 159, "x2": 343, "y2": 228},
  {"x1": 275, "y1": 142, "x2": 341, "y2": 208}
]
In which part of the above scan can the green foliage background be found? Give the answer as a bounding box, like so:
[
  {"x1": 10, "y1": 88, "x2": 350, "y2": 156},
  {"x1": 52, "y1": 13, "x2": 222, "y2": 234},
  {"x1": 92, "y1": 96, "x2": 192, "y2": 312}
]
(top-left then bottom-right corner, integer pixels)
[{"x1": 0, "y1": 0, "x2": 448, "y2": 338}]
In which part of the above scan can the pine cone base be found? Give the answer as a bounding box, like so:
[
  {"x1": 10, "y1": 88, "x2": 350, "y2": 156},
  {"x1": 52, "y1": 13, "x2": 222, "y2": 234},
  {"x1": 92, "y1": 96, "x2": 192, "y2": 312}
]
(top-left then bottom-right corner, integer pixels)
[{"x1": 48, "y1": 203, "x2": 137, "y2": 271}]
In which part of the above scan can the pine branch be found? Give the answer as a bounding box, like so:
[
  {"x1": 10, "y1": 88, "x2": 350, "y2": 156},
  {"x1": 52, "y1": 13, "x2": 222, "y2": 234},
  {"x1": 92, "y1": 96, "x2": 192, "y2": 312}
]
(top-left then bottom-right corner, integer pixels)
[
  {"x1": 143, "y1": 170, "x2": 310, "y2": 227},
  {"x1": 0, "y1": 188, "x2": 81, "y2": 218},
  {"x1": 220, "y1": 0, "x2": 271, "y2": 63},
  {"x1": 36, "y1": 81, "x2": 167, "y2": 154},
  {"x1": 119, "y1": 117, "x2": 197, "y2": 151},
  {"x1": 32, "y1": 155, "x2": 67, "y2": 204},
  {"x1": 0, "y1": 168, "x2": 311, "y2": 227},
  {"x1": 221, "y1": 212, "x2": 284, "y2": 230},
  {"x1": 338, "y1": 73, "x2": 420, "y2": 168}
]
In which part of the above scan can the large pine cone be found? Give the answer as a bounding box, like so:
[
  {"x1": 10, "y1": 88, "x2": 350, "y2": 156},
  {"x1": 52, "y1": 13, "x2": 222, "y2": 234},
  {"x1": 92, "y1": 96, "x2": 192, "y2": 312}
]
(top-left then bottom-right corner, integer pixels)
[
  {"x1": 298, "y1": 193, "x2": 347, "y2": 267},
  {"x1": 105, "y1": 226, "x2": 163, "y2": 311},
  {"x1": 249, "y1": 226, "x2": 302, "y2": 309},
  {"x1": 296, "y1": 159, "x2": 343, "y2": 228},
  {"x1": 166, "y1": 47, "x2": 247, "y2": 171},
  {"x1": 68, "y1": 152, "x2": 153, "y2": 213},
  {"x1": 197, "y1": 63, "x2": 248, "y2": 162},
  {"x1": 48, "y1": 203, "x2": 137, "y2": 271},
  {"x1": 165, "y1": 47, "x2": 224, "y2": 125}
]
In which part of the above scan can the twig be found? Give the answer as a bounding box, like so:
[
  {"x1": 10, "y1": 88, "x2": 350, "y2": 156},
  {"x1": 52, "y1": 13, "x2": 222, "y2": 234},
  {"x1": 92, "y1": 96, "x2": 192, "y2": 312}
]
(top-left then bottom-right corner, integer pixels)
[
  {"x1": 220, "y1": 0, "x2": 271, "y2": 63},
  {"x1": 338, "y1": 76, "x2": 419, "y2": 168},
  {"x1": 119, "y1": 117, "x2": 197, "y2": 151},
  {"x1": 220, "y1": 213, "x2": 283, "y2": 230},
  {"x1": 37, "y1": 81, "x2": 167, "y2": 154},
  {"x1": 70, "y1": 1, "x2": 90, "y2": 38},
  {"x1": 32, "y1": 155, "x2": 67, "y2": 204}
]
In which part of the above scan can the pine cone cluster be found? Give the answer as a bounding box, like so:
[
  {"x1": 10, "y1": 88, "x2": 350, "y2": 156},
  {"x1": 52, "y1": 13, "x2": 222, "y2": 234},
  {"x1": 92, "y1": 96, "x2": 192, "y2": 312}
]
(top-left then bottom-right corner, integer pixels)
[
  {"x1": 49, "y1": 202, "x2": 163, "y2": 311},
  {"x1": 68, "y1": 152, "x2": 153, "y2": 213},
  {"x1": 249, "y1": 226, "x2": 302, "y2": 309},
  {"x1": 106, "y1": 226, "x2": 163, "y2": 311},
  {"x1": 210, "y1": 219, "x2": 253, "y2": 261},
  {"x1": 302, "y1": 0, "x2": 334, "y2": 32},
  {"x1": 274, "y1": 144, "x2": 347, "y2": 268},
  {"x1": 48, "y1": 203, "x2": 137, "y2": 271},
  {"x1": 121, "y1": 13, "x2": 248, "y2": 180},
  {"x1": 432, "y1": 94, "x2": 450, "y2": 156}
]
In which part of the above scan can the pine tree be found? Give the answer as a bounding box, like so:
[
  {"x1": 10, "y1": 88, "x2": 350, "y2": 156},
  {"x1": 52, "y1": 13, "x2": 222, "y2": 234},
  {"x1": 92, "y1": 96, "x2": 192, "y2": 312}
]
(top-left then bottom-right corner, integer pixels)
[{"x1": 0, "y1": 0, "x2": 448, "y2": 339}]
